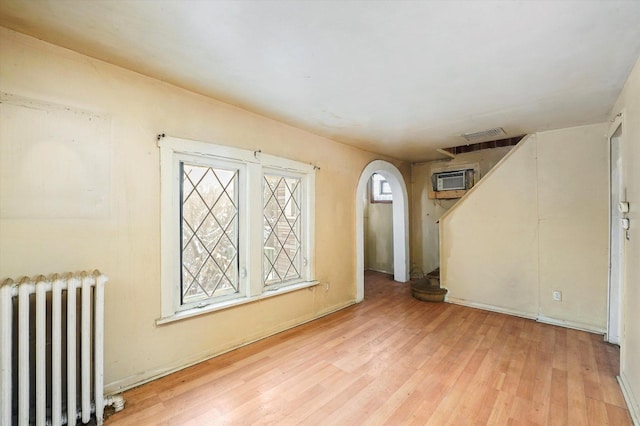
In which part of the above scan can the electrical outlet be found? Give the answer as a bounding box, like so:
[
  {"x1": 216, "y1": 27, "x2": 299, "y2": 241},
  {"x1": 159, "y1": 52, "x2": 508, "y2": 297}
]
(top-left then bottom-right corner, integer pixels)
[{"x1": 552, "y1": 291, "x2": 562, "y2": 301}]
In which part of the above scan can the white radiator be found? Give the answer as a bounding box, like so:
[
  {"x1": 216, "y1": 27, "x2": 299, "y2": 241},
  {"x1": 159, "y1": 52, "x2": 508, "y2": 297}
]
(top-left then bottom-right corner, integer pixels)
[{"x1": 0, "y1": 270, "x2": 121, "y2": 426}]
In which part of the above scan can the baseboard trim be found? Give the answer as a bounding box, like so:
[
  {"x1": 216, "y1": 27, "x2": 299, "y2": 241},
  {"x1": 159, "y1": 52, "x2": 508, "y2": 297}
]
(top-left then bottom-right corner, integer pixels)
[
  {"x1": 104, "y1": 299, "x2": 355, "y2": 395},
  {"x1": 536, "y1": 315, "x2": 605, "y2": 334},
  {"x1": 445, "y1": 297, "x2": 605, "y2": 334},
  {"x1": 365, "y1": 268, "x2": 394, "y2": 275},
  {"x1": 445, "y1": 297, "x2": 537, "y2": 320},
  {"x1": 618, "y1": 373, "x2": 640, "y2": 426}
]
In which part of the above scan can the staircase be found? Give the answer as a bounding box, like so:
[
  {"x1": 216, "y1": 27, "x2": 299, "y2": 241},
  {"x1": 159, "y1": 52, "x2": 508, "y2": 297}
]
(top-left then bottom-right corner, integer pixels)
[{"x1": 410, "y1": 267, "x2": 447, "y2": 302}]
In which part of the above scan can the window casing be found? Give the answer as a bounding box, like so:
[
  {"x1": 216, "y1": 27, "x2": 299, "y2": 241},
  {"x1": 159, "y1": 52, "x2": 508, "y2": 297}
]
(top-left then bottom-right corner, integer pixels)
[{"x1": 159, "y1": 136, "x2": 316, "y2": 323}]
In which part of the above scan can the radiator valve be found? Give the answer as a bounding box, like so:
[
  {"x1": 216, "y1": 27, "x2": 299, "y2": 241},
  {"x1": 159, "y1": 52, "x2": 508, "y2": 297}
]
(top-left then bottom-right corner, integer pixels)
[{"x1": 106, "y1": 394, "x2": 126, "y2": 412}]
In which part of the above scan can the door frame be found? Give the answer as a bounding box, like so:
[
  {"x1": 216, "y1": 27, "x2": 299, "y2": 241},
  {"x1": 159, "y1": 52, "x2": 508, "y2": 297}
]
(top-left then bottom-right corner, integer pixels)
[{"x1": 607, "y1": 112, "x2": 624, "y2": 345}]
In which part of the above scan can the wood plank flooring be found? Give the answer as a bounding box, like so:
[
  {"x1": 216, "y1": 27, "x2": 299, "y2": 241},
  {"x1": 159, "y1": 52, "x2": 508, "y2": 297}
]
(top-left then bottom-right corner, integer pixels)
[{"x1": 105, "y1": 271, "x2": 631, "y2": 425}]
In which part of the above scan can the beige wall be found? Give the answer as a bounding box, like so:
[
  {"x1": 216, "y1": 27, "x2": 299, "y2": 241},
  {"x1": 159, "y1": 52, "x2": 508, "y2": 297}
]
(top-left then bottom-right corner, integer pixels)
[
  {"x1": 536, "y1": 125, "x2": 609, "y2": 328},
  {"x1": 440, "y1": 138, "x2": 540, "y2": 316},
  {"x1": 365, "y1": 203, "x2": 393, "y2": 274},
  {"x1": 411, "y1": 146, "x2": 513, "y2": 275},
  {"x1": 440, "y1": 123, "x2": 609, "y2": 331},
  {"x1": 611, "y1": 56, "x2": 640, "y2": 421},
  {"x1": 364, "y1": 191, "x2": 394, "y2": 274},
  {"x1": 0, "y1": 28, "x2": 410, "y2": 392}
]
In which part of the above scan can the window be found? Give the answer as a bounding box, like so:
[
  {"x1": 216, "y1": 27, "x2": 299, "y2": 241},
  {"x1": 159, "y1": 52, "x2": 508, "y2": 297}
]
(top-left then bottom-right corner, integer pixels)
[
  {"x1": 370, "y1": 173, "x2": 393, "y2": 203},
  {"x1": 263, "y1": 173, "x2": 302, "y2": 286},
  {"x1": 159, "y1": 136, "x2": 316, "y2": 323},
  {"x1": 181, "y1": 163, "x2": 240, "y2": 306}
]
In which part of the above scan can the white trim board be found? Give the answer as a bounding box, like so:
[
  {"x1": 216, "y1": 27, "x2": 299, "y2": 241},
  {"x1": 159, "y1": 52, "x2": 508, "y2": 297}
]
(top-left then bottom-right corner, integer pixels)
[
  {"x1": 445, "y1": 297, "x2": 537, "y2": 320},
  {"x1": 536, "y1": 315, "x2": 605, "y2": 335},
  {"x1": 365, "y1": 268, "x2": 394, "y2": 275},
  {"x1": 446, "y1": 297, "x2": 605, "y2": 334},
  {"x1": 618, "y1": 373, "x2": 640, "y2": 426}
]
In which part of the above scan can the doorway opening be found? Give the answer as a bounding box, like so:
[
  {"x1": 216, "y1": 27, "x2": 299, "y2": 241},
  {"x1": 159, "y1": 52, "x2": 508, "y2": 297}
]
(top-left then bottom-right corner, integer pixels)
[
  {"x1": 364, "y1": 173, "x2": 394, "y2": 275},
  {"x1": 355, "y1": 160, "x2": 409, "y2": 302}
]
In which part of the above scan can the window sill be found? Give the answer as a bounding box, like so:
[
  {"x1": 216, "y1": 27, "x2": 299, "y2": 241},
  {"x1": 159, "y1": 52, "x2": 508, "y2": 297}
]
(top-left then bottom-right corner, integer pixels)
[{"x1": 156, "y1": 280, "x2": 320, "y2": 326}]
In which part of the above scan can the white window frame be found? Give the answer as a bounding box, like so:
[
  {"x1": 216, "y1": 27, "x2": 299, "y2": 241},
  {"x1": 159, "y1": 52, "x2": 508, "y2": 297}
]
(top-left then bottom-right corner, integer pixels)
[{"x1": 158, "y1": 136, "x2": 317, "y2": 324}]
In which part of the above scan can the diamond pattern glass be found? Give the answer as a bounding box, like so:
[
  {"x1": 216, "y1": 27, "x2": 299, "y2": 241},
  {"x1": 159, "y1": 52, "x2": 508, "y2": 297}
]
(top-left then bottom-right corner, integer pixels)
[
  {"x1": 263, "y1": 174, "x2": 302, "y2": 285},
  {"x1": 181, "y1": 163, "x2": 239, "y2": 304}
]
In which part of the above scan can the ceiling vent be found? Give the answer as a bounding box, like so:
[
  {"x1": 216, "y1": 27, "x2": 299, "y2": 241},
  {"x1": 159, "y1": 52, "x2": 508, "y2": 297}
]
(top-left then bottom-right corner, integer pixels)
[{"x1": 461, "y1": 127, "x2": 506, "y2": 143}]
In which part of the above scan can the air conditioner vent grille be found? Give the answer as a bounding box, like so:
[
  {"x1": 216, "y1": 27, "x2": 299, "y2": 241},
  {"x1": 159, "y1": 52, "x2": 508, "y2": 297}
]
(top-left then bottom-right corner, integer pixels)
[{"x1": 461, "y1": 128, "x2": 506, "y2": 142}]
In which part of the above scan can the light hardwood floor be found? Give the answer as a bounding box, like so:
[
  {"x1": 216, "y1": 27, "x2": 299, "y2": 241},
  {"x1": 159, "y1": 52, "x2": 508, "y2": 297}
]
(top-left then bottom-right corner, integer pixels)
[{"x1": 105, "y1": 271, "x2": 632, "y2": 425}]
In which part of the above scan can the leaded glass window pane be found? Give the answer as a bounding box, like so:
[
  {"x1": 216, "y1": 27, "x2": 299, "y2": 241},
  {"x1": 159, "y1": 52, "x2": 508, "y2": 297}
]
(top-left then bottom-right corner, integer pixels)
[
  {"x1": 263, "y1": 174, "x2": 302, "y2": 285},
  {"x1": 181, "y1": 162, "x2": 239, "y2": 304}
]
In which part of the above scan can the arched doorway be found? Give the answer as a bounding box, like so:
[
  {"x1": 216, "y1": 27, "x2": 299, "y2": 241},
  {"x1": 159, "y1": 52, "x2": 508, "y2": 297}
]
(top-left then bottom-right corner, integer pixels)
[{"x1": 355, "y1": 160, "x2": 409, "y2": 302}]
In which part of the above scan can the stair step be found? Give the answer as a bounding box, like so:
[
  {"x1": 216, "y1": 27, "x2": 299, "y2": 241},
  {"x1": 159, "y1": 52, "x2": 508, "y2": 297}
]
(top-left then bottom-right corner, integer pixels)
[
  {"x1": 410, "y1": 277, "x2": 447, "y2": 303},
  {"x1": 426, "y1": 267, "x2": 440, "y2": 279}
]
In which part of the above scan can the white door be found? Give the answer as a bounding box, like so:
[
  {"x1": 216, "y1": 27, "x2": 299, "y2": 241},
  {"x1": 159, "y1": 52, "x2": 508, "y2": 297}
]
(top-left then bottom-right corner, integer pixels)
[{"x1": 608, "y1": 121, "x2": 623, "y2": 345}]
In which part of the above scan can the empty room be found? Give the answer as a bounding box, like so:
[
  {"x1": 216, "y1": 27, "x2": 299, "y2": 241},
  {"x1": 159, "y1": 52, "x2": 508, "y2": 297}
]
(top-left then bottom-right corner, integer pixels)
[{"x1": 1, "y1": 1, "x2": 639, "y2": 425}]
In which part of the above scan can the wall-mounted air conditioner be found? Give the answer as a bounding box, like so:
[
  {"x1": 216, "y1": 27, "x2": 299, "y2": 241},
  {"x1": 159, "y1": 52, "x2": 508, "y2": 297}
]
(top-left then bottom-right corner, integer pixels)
[{"x1": 431, "y1": 169, "x2": 475, "y2": 192}]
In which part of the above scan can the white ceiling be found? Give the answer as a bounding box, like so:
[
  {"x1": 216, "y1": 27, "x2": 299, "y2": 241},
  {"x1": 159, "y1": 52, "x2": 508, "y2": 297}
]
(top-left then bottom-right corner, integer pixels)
[{"x1": 1, "y1": 1, "x2": 639, "y2": 161}]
